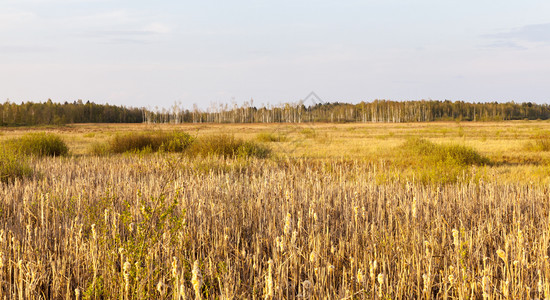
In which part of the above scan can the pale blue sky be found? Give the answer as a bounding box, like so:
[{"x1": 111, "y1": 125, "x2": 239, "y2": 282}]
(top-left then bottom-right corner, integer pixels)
[{"x1": 2, "y1": 0, "x2": 550, "y2": 109}]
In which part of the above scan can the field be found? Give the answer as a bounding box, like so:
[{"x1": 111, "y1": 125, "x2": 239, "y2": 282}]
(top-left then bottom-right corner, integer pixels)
[{"x1": 1, "y1": 121, "x2": 550, "y2": 299}]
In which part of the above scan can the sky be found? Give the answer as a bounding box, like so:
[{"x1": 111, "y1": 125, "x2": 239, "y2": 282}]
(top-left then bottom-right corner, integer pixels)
[{"x1": 2, "y1": 0, "x2": 550, "y2": 110}]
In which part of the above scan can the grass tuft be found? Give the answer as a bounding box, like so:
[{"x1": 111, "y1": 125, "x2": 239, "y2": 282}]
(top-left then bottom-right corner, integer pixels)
[
  {"x1": 107, "y1": 131, "x2": 194, "y2": 154},
  {"x1": 89, "y1": 142, "x2": 110, "y2": 156},
  {"x1": 524, "y1": 136, "x2": 550, "y2": 152},
  {"x1": 0, "y1": 147, "x2": 34, "y2": 183},
  {"x1": 159, "y1": 132, "x2": 195, "y2": 152},
  {"x1": 93, "y1": 131, "x2": 270, "y2": 158},
  {"x1": 393, "y1": 138, "x2": 490, "y2": 184},
  {"x1": 256, "y1": 132, "x2": 286, "y2": 143},
  {"x1": 401, "y1": 137, "x2": 490, "y2": 166},
  {"x1": 237, "y1": 140, "x2": 272, "y2": 158},
  {"x1": 189, "y1": 134, "x2": 271, "y2": 159},
  {"x1": 8, "y1": 132, "x2": 69, "y2": 157}
]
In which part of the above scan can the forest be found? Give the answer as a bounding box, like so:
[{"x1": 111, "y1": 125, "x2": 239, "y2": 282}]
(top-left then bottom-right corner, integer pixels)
[
  {"x1": 0, "y1": 99, "x2": 144, "y2": 126},
  {"x1": 1, "y1": 98, "x2": 550, "y2": 126}
]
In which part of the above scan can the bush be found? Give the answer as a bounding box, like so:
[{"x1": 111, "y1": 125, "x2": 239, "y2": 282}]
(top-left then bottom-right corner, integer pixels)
[
  {"x1": 8, "y1": 132, "x2": 69, "y2": 157},
  {"x1": 189, "y1": 134, "x2": 271, "y2": 159},
  {"x1": 108, "y1": 131, "x2": 194, "y2": 154},
  {"x1": 396, "y1": 138, "x2": 490, "y2": 184},
  {"x1": 105, "y1": 131, "x2": 270, "y2": 158},
  {"x1": 89, "y1": 142, "x2": 109, "y2": 156},
  {"x1": 0, "y1": 148, "x2": 34, "y2": 183},
  {"x1": 159, "y1": 132, "x2": 195, "y2": 152},
  {"x1": 237, "y1": 141, "x2": 272, "y2": 159},
  {"x1": 109, "y1": 132, "x2": 163, "y2": 153},
  {"x1": 401, "y1": 138, "x2": 489, "y2": 166}
]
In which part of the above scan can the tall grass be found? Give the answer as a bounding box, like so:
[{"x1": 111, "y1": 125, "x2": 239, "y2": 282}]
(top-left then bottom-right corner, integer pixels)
[
  {"x1": 0, "y1": 148, "x2": 33, "y2": 183},
  {"x1": 392, "y1": 138, "x2": 490, "y2": 184},
  {"x1": 7, "y1": 132, "x2": 69, "y2": 157},
  {"x1": 188, "y1": 134, "x2": 271, "y2": 158},
  {"x1": 0, "y1": 155, "x2": 546, "y2": 298},
  {"x1": 107, "y1": 131, "x2": 194, "y2": 154},
  {"x1": 2, "y1": 125, "x2": 549, "y2": 299},
  {"x1": 524, "y1": 136, "x2": 550, "y2": 152},
  {"x1": 103, "y1": 132, "x2": 271, "y2": 159},
  {"x1": 400, "y1": 137, "x2": 489, "y2": 166},
  {"x1": 256, "y1": 132, "x2": 287, "y2": 143}
]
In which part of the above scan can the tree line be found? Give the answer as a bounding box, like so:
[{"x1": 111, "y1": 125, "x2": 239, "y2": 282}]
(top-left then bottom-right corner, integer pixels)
[
  {"x1": 0, "y1": 99, "x2": 143, "y2": 126},
  {"x1": 144, "y1": 99, "x2": 550, "y2": 124},
  {"x1": 2, "y1": 99, "x2": 550, "y2": 126}
]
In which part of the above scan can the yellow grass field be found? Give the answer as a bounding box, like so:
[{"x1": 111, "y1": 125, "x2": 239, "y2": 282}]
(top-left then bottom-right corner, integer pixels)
[
  {"x1": 2, "y1": 120, "x2": 550, "y2": 158},
  {"x1": 1, "y1": 121, "x2": 550, "y2": 298}
]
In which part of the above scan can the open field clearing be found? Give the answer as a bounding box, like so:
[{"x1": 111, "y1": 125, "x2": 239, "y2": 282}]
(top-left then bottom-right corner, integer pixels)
[
  {"x1": 3, "y1": 121, "x2": 550, "y2": 183},
  {"x1": 1, "y1": 121, "x2": 550, "y2": 298},
  {"x1": 2, "y1": 121, "x2": 550, "y2": 158}
]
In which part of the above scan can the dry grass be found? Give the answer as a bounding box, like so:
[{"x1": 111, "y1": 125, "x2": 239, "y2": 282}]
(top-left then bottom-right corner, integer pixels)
[
  {"x1": 1, "y1": 155, "x2": 549, "y2": 298},
  {"x1": 1, "y1": 121, "x2": 550, "y2": 298}
]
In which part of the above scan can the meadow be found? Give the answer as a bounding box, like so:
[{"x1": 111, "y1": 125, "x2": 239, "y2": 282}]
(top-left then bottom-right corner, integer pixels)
[{"x1": 1, "y1": 121, "x2": 550, "y2": 299}]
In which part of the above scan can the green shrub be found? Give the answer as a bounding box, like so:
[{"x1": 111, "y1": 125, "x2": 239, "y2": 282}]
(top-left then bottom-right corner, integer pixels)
[
  {"x1": 108, "y1": 131, "x2": 194, "y2": 154},
  {"x1": 8, "y1": 132, "x2": 69, "y2": 157},
  {"x1": 237, "y1": 141, "x2": 272, "y2": 159},
  {"x1": 401, "y1": 138, "x2": 489, "y2": 166},
  {"x1": 189, "y1": 135, "x2": 240, "y2": 158},
  {"x1": 396, "y1": 138, "x2": 489, "y2": 184},
  {"x1": 0, "y1": 148, "x2": 34, "y2": 183},
  {"x1": 189, "y1": 134, "x2": 271, "y2": 159},
  {"x1": 109, "y1": 132, "x2": 163, "y2": 153},
  {"x1": 159, "y1": 132, "x2": 194, "y2": 152},
  {"x1": 89, "y1": 142, "x2": 109, "y2": 156},
  {"x1": 106, "y1": 131, "x2": 269, "y2": 158},
  {"x1": 442, "y1": 144, "x2": 491, "y2": 165}
]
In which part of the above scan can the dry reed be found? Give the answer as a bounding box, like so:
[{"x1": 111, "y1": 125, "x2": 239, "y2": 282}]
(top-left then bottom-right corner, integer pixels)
[{"x1": 0, "y1": 154, "x2": 548, "y2": 298}]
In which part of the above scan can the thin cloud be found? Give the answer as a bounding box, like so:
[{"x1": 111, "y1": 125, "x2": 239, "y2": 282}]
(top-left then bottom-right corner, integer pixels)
[
  {"x1": 80, "y1": 23, "x2": 172, "y2": 44},
  {"x1": 483, "y1": 23, "x2": 550, "y2": 47},
  {"x1": 55, "y1": 9, "x2": 172, "y2": 44},
  {"x1": 484, "y1": 40, "x2": 526, "y2": 50},
  {"x1": 82, "y1": 31, "x2": 153, "y2": 44}
]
